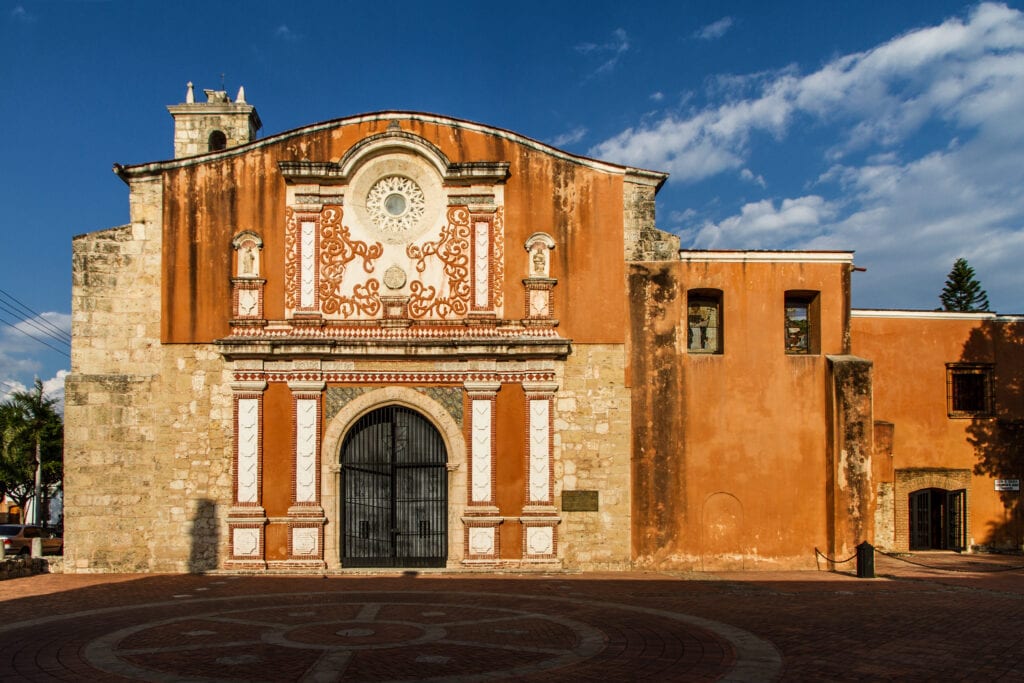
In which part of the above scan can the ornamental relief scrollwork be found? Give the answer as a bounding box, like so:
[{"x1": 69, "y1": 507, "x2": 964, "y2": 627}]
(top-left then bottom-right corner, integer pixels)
[
  {"x1": 406, "y1": 206, "x2": 472, "y2": 319},
  {"x1": 318, "y1": 206, "x2": 385, "y2": 316},
  {"x1": 284, "y1": 208, "x2": 303, "y2": 311},
  {"x1": 492, "y1": 207, "x2": 505, "y2": 309}
]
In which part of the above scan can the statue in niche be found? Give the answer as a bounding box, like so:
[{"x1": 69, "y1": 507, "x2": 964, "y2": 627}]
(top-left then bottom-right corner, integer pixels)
[
  {"x1": 532, "y1": 249, "x2": 546, "y2": 276},
  {"x1": 524, "y1": 232, "x2": 555, "y2": 279},
  {"x1": 241, "y1": 245, "x2": 257, "y2": 275},
  {"x1": 232, "y1": 232, "x2": 263, "y2": 278}
]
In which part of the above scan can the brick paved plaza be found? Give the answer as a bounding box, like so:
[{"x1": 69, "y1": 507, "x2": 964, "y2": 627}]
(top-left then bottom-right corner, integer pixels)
[{"x1": 0, "y1": 552, "x2": 1021, "y2": 681}]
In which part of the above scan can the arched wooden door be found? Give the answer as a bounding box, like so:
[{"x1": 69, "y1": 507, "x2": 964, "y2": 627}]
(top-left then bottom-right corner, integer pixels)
[{"x1": 341, "y1": 406, "x2": 447, "y2": 567}]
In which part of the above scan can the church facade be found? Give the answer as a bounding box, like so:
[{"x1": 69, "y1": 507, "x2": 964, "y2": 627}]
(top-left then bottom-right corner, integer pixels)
[{"x1": 64, "y1": 86, "x2": 1023, "y2": 573}]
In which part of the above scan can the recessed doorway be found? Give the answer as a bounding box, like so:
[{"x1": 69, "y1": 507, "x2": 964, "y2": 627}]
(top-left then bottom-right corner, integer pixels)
[
  {"x1": 341, "y1": 405, "x2": 448, "y2": 568},
  {"x1": 909, "y1": 488, "x2": 966, "y2": 551}
]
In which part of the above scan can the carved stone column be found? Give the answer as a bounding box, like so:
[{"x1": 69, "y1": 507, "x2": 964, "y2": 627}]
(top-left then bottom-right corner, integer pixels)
[
  {"x1": 226, "y1": 379, "x2": 267, "y2": 569},
  {"x1": 461, "y1": 381, "x2": 502, "y2": 563}
]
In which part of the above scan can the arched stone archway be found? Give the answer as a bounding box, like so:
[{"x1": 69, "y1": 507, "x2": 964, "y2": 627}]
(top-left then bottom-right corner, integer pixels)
[{"x1": 321, "y1": 387, "x2": 466, "y2": 569}]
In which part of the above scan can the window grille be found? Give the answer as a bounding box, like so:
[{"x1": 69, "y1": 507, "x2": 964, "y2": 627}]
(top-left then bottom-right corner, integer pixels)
[
  {"x1": 687, "y1": 292, "x2": 722, "y2": 353},
  {"x1": 946, "y1": 364, "x2": 994, "y2": 417}
]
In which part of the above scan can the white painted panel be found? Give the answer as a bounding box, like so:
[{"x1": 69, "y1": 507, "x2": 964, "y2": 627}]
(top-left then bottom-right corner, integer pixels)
[
  {"x1": 471, "y1": 399, "x2": 492, "y2": 502},
  {"x1": 474, "y1": 221, "x2": 490, "y2": 308},
  {"x1": 292, "y1": 527, "x2": 318, "y2": 555},
  {"x1": 232, "y1": 528, "x2": 260, "y2": 557},
  {"x1": 468, "y1": 527, "x2": 495, "y2": 555},
  {"x1": 529, "y1": 399, "x2": 550, "y2": 502},
  {"x1": 300, "y1": 221, "x2": 316, "y2": 308},
  {"x1": 237, "y1": 398, "x2": 259, "y2": 503},
  {"x1": 526, "y1": 526, "x2": 553, "y2": 555},
  {"x1": 295, "y1": 398, "x2": 318, "y2": 503}
]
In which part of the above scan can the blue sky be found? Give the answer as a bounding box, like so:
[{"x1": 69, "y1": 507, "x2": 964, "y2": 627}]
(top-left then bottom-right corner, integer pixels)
[{"x1": 3, "y1": 0, "x2": 1024, "y2": 402}]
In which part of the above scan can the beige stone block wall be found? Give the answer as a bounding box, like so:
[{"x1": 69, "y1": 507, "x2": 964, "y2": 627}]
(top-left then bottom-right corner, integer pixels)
[
  {"x1": 554, "y1": 344, "x2": 632, "y2": 569},
  {"x1": 874, "y1": 482, "x2": 895, "y2": 551},
  {"x1": 67, "y1": 176, "x2": 235, "y2": 572}
]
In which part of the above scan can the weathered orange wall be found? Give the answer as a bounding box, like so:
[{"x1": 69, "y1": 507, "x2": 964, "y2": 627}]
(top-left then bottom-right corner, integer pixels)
[
  {"x1": 852, "y1": 315, "x2": 1024, "y2": 548},
  {"x1": 630, "y1": 257, "x2": 852, "y2": 568},
  {"x1": 160, "y1": 116, "x2": 629, "y2": 345},
  {"x1": 495, "y1": 383, "x2": 526, "y2": 559}
]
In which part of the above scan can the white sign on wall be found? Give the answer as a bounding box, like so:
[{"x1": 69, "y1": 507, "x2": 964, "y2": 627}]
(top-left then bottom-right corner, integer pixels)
[{"x1": 994, "y1": 479, "x2": 1021, "y2": 492}]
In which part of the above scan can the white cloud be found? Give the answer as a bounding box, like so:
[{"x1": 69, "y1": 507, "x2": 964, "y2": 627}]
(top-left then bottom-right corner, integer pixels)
[
  {"x1": 650, "y1": 91, "x2": 664, "y2": 102},
  {"x1": 592, "y1": 3, "x2": 1024, "y2": 178},
  {"x1": 692, "y1": 196, "x2": 835, "y2": 249},
  {"x1": 576, "y1": 28, "x2": 630, "y2": 76},
  {"x1": 9, "y1": 5, "x2": 35, "y2": 23},
  {"x1": 694, "y1": 17, "x2": 733, "y2": 41},
  {"x1": 740, "y1": 168, "x2": 766, "y2": 188},
  {"x1": 0, "y1": 312, "x2": 71, "y2": 404},
  {"x1": 1, "y1": 370, "x2": 66, "y2": 415},
  {"x1": 550, "y1": 127, "x2": 588, "y2": 148},
  {"x1": 274, "y1": 24, "x2": 299, "y2": 42},
  {"x1": 594, "y1": 3, "x2": 1024, "y2": 311}
]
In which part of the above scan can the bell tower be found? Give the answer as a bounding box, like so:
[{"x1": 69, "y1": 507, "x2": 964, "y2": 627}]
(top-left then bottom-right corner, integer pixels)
[{"x1": 167, "y1": 81, "x2": 262, "y2": 159}]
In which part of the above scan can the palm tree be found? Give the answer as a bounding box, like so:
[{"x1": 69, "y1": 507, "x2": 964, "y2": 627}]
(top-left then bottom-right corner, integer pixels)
[{"x1": 0, "y1": 380, "x2": 62, "y2": 524}]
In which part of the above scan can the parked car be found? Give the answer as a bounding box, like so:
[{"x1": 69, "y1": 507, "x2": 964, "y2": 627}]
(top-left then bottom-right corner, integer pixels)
[{"x1": 0, "y1": 524, "x2": 63, "y2": 556}]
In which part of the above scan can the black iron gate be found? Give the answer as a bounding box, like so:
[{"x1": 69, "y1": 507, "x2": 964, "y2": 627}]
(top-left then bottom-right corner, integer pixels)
[
  {"x1": 341, "y1": 406, "x2": 447, "y2": 567},
  {"x1": 910, "y1": 488, "x2": 967, "y2": 551}
]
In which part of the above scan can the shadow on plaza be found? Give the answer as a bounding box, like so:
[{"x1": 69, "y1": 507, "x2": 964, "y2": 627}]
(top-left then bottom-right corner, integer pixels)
[{"x1": 1, "y1": 560, "x2": 1024, "y2": 680}]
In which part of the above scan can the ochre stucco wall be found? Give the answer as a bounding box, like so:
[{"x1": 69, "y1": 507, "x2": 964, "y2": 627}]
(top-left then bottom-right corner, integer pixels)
[
  {"x1": 629, "y1": 257, "x2": 853, "y2": 569},
  {"x1": 852, "y1": 315, "x2": 1024, "y2": 550}
]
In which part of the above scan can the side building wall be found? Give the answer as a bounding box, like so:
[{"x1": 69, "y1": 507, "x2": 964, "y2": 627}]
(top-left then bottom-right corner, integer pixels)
[
  {"x1": 66, "y1": 177, "x2": 233, "y2": 572},
  {"x1": 852, "y1": 313, "x2": 1024, "y2": 552}
]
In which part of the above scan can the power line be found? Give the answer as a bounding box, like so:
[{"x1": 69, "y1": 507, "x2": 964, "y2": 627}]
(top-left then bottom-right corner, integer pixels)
[
  {"x1": 0, "y1": 314, "x2": 71, "y2": 358},
  {"x1": 0, "y1": 301, "x2": 71, "y2": 349},
  {"x1": 0, "y1": 288, "x2": 71, "y2": 344}
]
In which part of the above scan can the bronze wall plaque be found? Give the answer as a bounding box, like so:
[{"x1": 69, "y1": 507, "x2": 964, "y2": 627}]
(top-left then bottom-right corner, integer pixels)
[{"x1": 561, "y1": 490, "x2": 599, "y2": 512}]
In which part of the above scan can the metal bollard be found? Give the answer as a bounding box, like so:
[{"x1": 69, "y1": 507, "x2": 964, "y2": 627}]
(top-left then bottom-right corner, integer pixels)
[
  {"x1": 0, "y1": 541, "x2": 5, "y2": 560},
  {"x1": 856, "y1": 541, "x2": 875, "y2": 578}
]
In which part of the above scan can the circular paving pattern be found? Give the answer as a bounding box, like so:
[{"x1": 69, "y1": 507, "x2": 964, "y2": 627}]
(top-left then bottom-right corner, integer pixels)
[{"x1": 3, "y1": 588, "x2": 781, "y2": 682}]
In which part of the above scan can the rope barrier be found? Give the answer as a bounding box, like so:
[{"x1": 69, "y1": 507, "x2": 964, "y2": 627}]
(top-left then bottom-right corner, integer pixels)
[
  {"x1": 814, "y1": 547, "x2": 858, "y2": 564},
  {"x1": 874, "y1": 548, "x2": 1024, "y2": 573},
  {"x1": 815, "y1": 546, "x2": 1024, "y2": 573}
]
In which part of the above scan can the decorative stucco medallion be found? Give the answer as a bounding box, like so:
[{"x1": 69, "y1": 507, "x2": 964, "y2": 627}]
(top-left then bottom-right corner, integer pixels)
[
  {"x1": 384, "y1": 265, "x2": 407, "y2": 290},
  {"x1": 366, "y1": 175, "x2": 426, "y2": 237}
]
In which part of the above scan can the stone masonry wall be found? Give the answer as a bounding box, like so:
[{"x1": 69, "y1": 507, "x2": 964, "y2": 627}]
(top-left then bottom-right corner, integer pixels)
[
  {"x1": 66, "y1": 176, "x2": 234, "y2": 572},
  {"x1": 623, "y1": 179, "x2": 679, "y2": 262},
  {"x1": 554, "y1": 344, "x2": 632, "y2": 569}
]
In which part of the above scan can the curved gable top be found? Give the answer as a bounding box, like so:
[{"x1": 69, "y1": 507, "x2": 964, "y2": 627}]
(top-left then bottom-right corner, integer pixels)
[
  {"x1": 337, "y1": 127, "x2": 450, "y2": 177},
  {"x1": 114, "y1": 111, "x2": 669, "y2": 188}
]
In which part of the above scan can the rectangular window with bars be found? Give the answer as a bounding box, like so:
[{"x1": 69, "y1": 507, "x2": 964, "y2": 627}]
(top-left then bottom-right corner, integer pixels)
[
  {"x1": 687, "y1": 290, "x2": 723, "y2": 354},
  {"x1": 946, "y1": 363, "x2": 994, "y2": 417}
]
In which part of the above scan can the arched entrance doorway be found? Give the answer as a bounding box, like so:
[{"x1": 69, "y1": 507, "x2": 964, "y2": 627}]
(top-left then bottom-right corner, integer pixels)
[
  {"x1": 910, "y1": 488, "x2": 967, "y2": 551},
  {"x1": 341, "y1": 405, "x2": 448, "y2": 567}
]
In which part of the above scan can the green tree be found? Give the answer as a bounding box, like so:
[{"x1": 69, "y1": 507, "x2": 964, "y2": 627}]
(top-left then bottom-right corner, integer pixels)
[
  {"x1": 0, "y1": 379, "x2": 63, "y2": 524},
  {"x1": 940, "y1": 258, "x2": 990, "y2": 312}
]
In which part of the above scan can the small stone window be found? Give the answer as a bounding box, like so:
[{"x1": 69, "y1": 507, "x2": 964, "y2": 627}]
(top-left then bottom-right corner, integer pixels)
[
  {"x1": 946, "y1": 364, "x2": 993, "y2": 417},
  {"x1": 784, "y1": 291, "x2": 819, "y2": 354},
  {"x1": 687, "y1": 290, "x2": 722, "y2": 354},
  {"x1": 208, "y1": 130, "x2": 227, "y2": 152}
]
